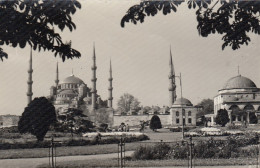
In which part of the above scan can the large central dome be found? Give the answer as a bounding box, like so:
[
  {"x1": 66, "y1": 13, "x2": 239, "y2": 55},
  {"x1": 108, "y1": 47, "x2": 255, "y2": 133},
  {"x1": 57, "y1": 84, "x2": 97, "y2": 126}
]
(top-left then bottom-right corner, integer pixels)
[
  {"x1": 61, "y1": 75, "x2": 84, "y2": 84},
  {"x1": 223, "y1": 75, "x2": 257, "y2": 89}
]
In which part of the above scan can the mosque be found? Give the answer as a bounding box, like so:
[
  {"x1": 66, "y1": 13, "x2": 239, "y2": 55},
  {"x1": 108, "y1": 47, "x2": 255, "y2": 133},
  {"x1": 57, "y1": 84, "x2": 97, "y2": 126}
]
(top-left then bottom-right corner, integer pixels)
[
  {"x1": 214, "y1": 74, "x2": 260, "y2": 125},
  {"x1": 24, "y1": 46, "x2": 200, "y2": 127},
  {"x1": 26, "y1": 46, "x2": 114, "y2": 126}
]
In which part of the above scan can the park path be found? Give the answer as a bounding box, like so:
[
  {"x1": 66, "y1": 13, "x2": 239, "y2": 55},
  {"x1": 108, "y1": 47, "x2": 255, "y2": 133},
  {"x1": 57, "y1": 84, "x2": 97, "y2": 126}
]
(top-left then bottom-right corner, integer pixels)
[
  {"x1": 0, "y1": 152, "x2": 257, "y2": 168},
  {"x1": 0, "y1": 151, "x2": 134, "y2": 168}
]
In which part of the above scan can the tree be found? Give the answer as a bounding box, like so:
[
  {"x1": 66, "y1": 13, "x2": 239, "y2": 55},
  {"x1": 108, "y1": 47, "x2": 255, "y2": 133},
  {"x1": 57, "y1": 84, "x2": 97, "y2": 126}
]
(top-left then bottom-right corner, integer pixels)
[
  {"x1": 215, "y1": 109, "x2": 229, "y2": 127},
  {"x1": 121, "y1": 0, "x2": 260, "y2": 50},
  {"x1": 117, "y1": 93, "x2": 141, "y2": 114},
  {"x1": 150, "y1": 115, "x2": 162, "y2": 131},
  {"x1": 196, "y1": 99, "x2": 214, "y2": 116},
  {"x1": 57, "y1": 108, "x2": 91, "y2": 137},
  {"x1": 18, "y1": 97, "x2": 56, "y2": 141},
  {"x1": 249, "y1": 113, "x2": 258, "y2": 124},
  {"x1": 0, "y1": 0, "x2": 81, "y2": 61}
]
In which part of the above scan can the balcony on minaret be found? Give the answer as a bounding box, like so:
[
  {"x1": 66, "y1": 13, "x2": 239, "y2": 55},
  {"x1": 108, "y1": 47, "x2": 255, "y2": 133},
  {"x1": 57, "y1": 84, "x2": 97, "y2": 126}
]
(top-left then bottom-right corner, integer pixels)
[
  {"x1": 27, "y1": 81, "x2": 33, "y2": 84},
  {"x1": 27, "y1": 92, "x2": 33, "y2": 96},
  {"x1": 28, "y1": 69, "x2": 33, "y2": 73}
]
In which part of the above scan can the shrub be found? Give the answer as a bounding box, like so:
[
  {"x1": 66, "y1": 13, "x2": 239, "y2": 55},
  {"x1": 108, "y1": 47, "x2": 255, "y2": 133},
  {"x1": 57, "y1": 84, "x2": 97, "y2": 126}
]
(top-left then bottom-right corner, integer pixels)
[
  {"x1": 0, "y1": 134, "x2": 149, "y2": 150},
  {"x1": 150, "y1": 115, "x2": 162, "y2": 131},
  {"x1": 215, "y1": 109, "x2": 229, "y2": 127},
  {"x1": 132, "y1": 143, "x2": 171, "y2": 160},
  {"x1": 132, "y1": 135, "x2": 259, "y2": 160}
]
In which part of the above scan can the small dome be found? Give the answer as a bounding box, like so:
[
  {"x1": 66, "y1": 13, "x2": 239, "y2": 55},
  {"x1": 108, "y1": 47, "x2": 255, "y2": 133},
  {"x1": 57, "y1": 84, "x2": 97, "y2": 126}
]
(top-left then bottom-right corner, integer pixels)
[
  {"x1": 223, "y1": 75, "x2": 257, "y2": 90},
  {"x1": 61, "y1": 75, "x2": 84, "y2": 84},
  {"x1": 173, "y1": 98, "x2": 193, "y2": 106},
  {"x1": 79, "y1": 83, "x2": 86, "y2": 88}
]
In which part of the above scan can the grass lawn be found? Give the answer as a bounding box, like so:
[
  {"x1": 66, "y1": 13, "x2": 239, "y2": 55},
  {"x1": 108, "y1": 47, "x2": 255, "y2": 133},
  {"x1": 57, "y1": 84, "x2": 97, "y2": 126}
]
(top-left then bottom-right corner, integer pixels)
[
  {"x1": 0, "y1": 142, "x2": 143, "y2": 159},
  {"x1": 0, "y1": 129, "x2": 234, "y2": 159},
  {"x1": 37, "y1": 157, "x2": 258, "y2": 168}
]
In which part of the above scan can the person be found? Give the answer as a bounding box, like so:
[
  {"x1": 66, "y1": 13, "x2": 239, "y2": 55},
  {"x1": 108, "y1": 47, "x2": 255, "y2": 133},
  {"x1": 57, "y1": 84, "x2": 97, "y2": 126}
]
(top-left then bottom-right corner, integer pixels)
[{"x1": 126, "y1": 124, "x2": 129, "y2": 132}]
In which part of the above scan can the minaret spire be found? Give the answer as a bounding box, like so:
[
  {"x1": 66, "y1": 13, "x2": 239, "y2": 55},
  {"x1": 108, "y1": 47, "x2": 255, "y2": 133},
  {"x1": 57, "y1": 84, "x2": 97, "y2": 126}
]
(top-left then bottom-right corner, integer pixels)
[
  {"x1": 168, "y1": 46, "x2": 176, "y2": 107},
  {"x1": 108, "y1": 59, "x2": 113, "y2": 108},
  {"x1": 55, "y1": 62, "x2": 59, "y2": 88},
  {"x1": 91, "y1": 43, "x2": 97, "y2": 110},
  {"x1": 27, "y1": 47, "x2": 33, "y2": 105}
]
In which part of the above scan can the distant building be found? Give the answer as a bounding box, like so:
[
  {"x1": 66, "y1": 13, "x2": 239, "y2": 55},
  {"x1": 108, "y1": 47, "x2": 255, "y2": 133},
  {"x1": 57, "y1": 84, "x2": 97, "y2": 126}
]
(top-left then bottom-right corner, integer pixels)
[
  {"x1": 47, "y1": 46, "x2": 113, "y2": 124},
  {"x1": 170, "y1": 98, "x2": 199, "y2": 126},
  {"x1": 0, "y1": 115, "x2": 20, "y2": 128},
  {"x1": 214, "y1": 75, "x2": 260, "y2": 124}
]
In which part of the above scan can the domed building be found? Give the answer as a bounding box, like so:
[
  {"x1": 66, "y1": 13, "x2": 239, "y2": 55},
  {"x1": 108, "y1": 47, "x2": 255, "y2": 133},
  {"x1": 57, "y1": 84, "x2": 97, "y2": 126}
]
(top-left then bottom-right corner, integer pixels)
[
  {"x1": 170, "y1": 98, "x2": 199, "y2": 126},
  {"x1": 47, "y1": 46, "x2": 114, "y2": 125},
  {"x1": 214, "y1": 75, "x2": 260, "y2": 124}
]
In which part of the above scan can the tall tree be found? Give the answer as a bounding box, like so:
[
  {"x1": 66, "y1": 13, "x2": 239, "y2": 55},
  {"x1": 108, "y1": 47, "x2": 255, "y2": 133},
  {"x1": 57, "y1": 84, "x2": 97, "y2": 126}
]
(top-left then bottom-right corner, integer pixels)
[
  {"x1": 117, "y1": 93, "x2": 141, "y2": 114},
  {"x1": 18, "y1": 97, "x2": 56, "y2": 141},
  {"x1": 196, "y1": 99, "x2": 214, "y2": 116},
  {"x1": 121, "y1": 0, "x2": 260, "y2": 50},
  {"x1": 0, "y1": 0, "x2": 81, "y2": 61}
]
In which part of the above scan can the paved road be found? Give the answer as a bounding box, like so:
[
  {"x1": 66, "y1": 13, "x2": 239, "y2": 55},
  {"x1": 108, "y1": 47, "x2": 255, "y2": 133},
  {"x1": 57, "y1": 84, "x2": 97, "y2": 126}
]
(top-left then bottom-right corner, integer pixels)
[{"x1": 0, "y1": 152, "x2": 258, "y2": 168}]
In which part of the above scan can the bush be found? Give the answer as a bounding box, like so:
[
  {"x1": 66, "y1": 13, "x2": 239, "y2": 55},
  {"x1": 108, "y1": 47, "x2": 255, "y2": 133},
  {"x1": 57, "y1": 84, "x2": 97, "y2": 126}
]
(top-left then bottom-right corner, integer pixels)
[
  {"x1": 216, "y1": 109, "x2": 229, "y2": 127},
  {"x1": 150, "y1": 115, "x2": 162, "y2": 131},
  {"x1": 132, "y1": 135, "x2": 259, "y2": 160},
  {"x1": 132, "y1": 143, "x2": 172, "y2": 160},
  {"x1": 0, "y1": 134, "x2": 149, "y2": 150}
]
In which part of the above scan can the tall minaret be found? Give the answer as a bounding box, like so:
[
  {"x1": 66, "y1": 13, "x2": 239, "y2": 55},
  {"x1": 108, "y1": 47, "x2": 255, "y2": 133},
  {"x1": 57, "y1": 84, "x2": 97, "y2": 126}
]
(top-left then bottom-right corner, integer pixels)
[
  {"x1": 168, "y1": 47, "x2": 176, "y2": 107},
  {"x1": 108, "y1": 59, "x2": 113, "y2": 108},
  {"x1": 91, "y1": 44, "x2": 97, "y2": 110},
  {"x1": 27, "y1": 47, "x2": 33, "y2": 105},
  {"x1": 55, "y1": 62, "x2": 59, "y2": 88}
]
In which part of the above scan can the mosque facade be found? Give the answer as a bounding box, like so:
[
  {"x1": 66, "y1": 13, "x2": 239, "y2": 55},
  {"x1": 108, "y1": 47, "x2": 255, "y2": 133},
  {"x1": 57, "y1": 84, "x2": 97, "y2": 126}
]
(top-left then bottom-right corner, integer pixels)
[{"x1": 214, "y1": 75, "x2": 260, "y2": 124}]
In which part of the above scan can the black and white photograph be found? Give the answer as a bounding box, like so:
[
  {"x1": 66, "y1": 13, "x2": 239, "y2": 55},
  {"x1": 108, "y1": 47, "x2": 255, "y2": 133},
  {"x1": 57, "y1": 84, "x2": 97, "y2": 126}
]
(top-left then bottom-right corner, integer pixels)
[{"x1": 0, "y1": 0, "x2": 260, "y2": 168}]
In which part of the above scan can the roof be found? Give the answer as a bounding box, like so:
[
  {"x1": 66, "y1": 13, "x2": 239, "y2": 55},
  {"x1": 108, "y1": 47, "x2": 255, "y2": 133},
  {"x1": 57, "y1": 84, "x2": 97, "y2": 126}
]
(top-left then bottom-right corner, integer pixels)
[
  {"x1": 223, "y1": 75, "x2": 257, "y2": 90},
  {"x1": 60, "y1": 75, "x2": 84, "y2": 84},
  {"x1": 59, "y1": 89, "x2": 77, "y2": 95},
  {"x1": 173, "y1": 98, "x2": 193, "y2": 106}
]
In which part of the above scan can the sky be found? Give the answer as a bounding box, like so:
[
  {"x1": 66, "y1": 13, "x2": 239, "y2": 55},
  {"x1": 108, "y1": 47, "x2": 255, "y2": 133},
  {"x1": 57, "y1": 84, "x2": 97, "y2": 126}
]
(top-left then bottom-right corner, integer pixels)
[{"x1": 1, "y1": 0, "x2": 260, "y2": 116}]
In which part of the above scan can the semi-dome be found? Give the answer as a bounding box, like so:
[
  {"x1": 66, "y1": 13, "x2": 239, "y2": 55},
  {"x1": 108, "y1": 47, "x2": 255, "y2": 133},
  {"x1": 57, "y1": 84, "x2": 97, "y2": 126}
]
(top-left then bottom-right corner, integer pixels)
[
  {"x1": 223, "y1": 75, "x2": 257, "y2": 90},
  {"x1": 61, "y1": 75, "x2": 84, "y2": 84},
  {"x1": 173, "y1": 98, "x2": 193, "y2": 106},
  {"x1": 59, "y1": 89, "x2": 77, "y2": 95}
]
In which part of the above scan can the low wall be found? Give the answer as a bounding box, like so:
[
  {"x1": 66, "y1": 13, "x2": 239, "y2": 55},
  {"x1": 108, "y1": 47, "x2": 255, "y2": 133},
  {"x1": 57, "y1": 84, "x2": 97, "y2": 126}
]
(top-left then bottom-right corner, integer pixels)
[{"x1": 113, "y1": 114, "x2": 171, "y2": 127}]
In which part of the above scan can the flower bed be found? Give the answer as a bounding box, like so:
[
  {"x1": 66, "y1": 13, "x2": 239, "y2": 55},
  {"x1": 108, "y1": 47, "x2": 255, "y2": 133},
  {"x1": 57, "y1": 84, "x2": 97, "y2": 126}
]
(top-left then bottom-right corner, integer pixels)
[{"x1": 82, "y1": 132, "x2": 146, "y2": 138}]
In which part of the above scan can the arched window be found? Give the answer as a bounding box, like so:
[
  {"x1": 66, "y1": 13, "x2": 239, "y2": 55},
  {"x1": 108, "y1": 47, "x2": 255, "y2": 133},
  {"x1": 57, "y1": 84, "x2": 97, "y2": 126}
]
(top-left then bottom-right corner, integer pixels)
[
  {"x1": 188, "y1": 111, "x2": 191, "y2": 116},
  {"x1": 176, "y1": 111, "x2": 179, "y2": 117}
]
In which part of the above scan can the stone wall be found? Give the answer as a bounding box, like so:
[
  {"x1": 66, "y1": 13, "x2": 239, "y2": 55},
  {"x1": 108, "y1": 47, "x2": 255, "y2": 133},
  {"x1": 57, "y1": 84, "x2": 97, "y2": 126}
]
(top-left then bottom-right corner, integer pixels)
[
  {"x1": 0, "y1": 115, "x2": 20, "y2": 128},
  {"x1": 113, "y1": 114, "x2": 171, "y2": 127}
]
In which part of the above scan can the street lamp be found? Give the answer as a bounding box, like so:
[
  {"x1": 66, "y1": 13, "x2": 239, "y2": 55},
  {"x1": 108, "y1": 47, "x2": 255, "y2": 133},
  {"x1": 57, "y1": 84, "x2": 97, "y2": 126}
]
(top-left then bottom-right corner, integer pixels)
[{"x1": 175, "y1": 73, "x2": 184, "y2": 139}]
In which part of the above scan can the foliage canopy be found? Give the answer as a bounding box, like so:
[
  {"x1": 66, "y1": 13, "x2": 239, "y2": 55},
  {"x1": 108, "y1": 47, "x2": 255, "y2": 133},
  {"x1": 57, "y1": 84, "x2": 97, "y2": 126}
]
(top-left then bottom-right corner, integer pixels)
[
  {"x1": 121, "y1": 0, "x2": 260, "y2": 50},
  {"x1": 0, "y1": 0, "x2": 81, "y2": 61},
  {"x1": 18, "y1": 97, "x2": 56, "y2": 141}
]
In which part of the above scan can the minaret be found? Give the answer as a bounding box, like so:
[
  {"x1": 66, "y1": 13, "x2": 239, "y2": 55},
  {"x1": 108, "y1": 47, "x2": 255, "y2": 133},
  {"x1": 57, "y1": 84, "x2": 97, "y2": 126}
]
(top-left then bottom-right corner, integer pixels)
[
  {"x1": 108, "y1": 59, "x2": 113, "y2": 108},
  {"x1": 91, "y1": 44, "x2": 97, "y2": 110},
  {"x1": 55, "y1": 62, "x2": 59, "y2": 88},
  {"x1": 27, "y1": 47, "x2": 33, "y2": 105},
  {"x1": 168, "y1": 47, "x2": 176, "y2": 107}
]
